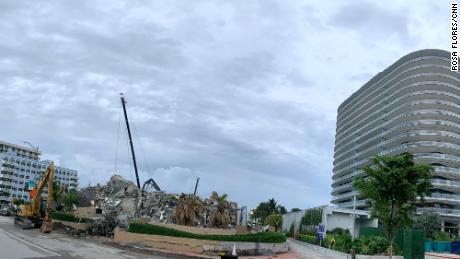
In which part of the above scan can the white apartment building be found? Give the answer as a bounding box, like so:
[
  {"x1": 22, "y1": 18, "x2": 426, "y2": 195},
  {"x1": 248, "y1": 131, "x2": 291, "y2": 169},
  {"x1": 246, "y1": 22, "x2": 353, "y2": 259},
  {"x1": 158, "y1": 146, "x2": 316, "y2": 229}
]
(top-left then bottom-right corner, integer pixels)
[
  {"x1": 331, "y1": 49, "x2": 460, "y2": 234},
  {"x1": 0, "y1": 141, "x2": 78, "y2": 204}
]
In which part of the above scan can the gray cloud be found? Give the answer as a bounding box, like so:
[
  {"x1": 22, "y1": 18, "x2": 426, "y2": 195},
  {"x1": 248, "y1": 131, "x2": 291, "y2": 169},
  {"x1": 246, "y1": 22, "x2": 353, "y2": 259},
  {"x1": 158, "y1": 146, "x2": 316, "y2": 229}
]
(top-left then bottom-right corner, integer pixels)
[{"x1": 328, "y1": 1, "x2": 410, "y2": 42}]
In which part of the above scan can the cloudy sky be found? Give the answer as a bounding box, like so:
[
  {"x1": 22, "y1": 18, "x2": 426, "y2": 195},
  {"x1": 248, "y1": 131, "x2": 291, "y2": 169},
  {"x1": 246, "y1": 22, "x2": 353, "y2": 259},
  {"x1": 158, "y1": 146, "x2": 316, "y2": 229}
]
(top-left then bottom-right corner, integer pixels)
[{"x1": 0, "y1": 0, "x2": 452, "y2": 210}]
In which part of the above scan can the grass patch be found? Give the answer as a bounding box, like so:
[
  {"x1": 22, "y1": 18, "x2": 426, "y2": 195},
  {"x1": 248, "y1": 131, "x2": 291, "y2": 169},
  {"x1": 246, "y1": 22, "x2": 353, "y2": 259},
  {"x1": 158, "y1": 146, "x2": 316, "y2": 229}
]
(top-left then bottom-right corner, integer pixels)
[
  {"x1": 128, "y1": 223, "x2": 286, "y2": 243},
  {"x1": 51, "y1": 212, "x2": 83, "y2": 223}
]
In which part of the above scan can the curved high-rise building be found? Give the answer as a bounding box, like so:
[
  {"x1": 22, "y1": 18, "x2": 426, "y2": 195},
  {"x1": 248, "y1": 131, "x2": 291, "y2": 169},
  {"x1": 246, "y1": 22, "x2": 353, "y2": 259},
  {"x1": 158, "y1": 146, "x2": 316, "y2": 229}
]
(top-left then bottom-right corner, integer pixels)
[{"x1": 331, "y1": 49, "x2": 460, "y2": 232}]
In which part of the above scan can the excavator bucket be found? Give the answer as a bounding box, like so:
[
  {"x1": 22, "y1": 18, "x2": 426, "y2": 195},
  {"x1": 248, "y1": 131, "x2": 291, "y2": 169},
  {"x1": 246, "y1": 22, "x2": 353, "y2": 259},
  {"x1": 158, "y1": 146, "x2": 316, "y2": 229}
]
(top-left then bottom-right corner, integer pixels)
[{"x1": 40, "y1": 218, "x2": 52, "y2": 233}]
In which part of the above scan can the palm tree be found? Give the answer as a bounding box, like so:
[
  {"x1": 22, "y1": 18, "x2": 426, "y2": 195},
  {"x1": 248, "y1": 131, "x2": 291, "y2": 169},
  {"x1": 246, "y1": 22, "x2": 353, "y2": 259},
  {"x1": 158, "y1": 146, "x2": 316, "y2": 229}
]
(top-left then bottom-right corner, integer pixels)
[
  {"x1": 51, "y1": 181, "x2": 65, "y2": 210},
  {"x1": 208, "y1": 191, "x2": 232, "y2": 228},
  {"x1": 173, "y1": 193, "x2": 203, "y2": 226}
]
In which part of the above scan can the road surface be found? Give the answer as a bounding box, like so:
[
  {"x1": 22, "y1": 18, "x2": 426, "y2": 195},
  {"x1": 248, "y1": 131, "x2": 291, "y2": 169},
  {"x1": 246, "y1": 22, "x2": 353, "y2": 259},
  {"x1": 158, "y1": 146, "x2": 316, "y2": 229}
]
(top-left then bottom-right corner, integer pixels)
[{"x1": 0, "y1": 215, "x2": 173, "y2": 259}]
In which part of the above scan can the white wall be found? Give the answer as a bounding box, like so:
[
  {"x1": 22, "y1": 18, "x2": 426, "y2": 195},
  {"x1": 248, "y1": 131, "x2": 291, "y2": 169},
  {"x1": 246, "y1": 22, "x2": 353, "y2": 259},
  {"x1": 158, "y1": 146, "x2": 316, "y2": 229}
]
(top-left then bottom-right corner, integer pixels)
[{"x1": 282, "y1": 206, "x2": 378, "y2": 237}]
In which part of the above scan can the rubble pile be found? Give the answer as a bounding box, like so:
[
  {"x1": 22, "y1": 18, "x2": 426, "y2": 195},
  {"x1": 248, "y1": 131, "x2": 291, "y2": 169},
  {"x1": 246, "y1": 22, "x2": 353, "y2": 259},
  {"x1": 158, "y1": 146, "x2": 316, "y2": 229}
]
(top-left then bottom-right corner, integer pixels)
[
  {"x1": 74, "y1": 175, "x2": 244, "y2": 237},
  {"x1": 78, "y1": 175, "x2": 178, "y2": 230},
  {"x1": 86, "y1": 211, "x2": 119, "y2": 237}
]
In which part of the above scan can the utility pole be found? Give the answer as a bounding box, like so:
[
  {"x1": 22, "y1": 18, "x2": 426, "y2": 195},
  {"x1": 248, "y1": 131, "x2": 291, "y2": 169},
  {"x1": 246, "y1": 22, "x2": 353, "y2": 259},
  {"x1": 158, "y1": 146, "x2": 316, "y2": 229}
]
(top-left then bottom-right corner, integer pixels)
[{"x1": 120, "y1": 93, "x2": 141, "y2": 189}]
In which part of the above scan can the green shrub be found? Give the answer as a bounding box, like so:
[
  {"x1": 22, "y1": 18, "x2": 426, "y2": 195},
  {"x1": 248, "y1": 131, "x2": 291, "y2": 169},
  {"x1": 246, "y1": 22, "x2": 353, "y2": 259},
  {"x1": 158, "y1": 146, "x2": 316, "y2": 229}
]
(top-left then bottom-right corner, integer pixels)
[
  {"x1": 325, "y1": 233, "x2": 352, "y2": 253},
  {"x1": 298, "y1": 229, "x2": 317, "y2": 236},
  {"x1": 298, "y1": 234, "x2": 318, "y2": 245},
  {"x1": 434, "y1": 231, "x2": 452, "y2": 241},
  {"x1": 127, "y1": 223, "x2": 286, "y2": 243},
  {"x1": 352, "y1": 236, "x2": 398, "y2": 255},
  {"x1": 51, "y1": 212, "x2": 81, "y2": 223}
]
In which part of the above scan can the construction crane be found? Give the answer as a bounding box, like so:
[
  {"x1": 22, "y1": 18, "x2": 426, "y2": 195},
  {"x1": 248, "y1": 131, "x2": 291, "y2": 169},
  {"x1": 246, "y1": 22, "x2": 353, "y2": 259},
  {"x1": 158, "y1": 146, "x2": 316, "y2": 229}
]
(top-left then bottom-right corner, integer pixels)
[
  {"x1": 119, "y1": 93, "x2": 161, "y2": 191},
  {"x1": 120, "y1": 93, "x2": 142, "y2": 189},
  {"x1": 14, "y1": 161, "x2": 55, "y2": 233}
]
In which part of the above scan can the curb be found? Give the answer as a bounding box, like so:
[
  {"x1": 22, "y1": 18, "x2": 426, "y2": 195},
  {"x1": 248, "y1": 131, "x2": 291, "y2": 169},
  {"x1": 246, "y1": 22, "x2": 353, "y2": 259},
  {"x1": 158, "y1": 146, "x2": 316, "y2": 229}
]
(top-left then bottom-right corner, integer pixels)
[{"x1": 103, "y1": 239, "x2": 218, "y2": 259}]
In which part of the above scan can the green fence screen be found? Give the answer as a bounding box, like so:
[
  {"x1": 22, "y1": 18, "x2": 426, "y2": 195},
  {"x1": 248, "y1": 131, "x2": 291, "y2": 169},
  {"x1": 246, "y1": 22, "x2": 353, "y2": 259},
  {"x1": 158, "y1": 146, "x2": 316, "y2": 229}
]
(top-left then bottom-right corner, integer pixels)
[{"x1": 359, "y1": 227, "x2": 425, "y2": 259}]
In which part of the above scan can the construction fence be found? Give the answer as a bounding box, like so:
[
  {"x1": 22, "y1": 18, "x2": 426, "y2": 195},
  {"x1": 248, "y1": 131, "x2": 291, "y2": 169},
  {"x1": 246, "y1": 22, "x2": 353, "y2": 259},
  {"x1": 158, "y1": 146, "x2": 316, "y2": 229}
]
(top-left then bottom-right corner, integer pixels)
[{"x1": 359, "y1": 227, "x2": 425, "y2": 259}]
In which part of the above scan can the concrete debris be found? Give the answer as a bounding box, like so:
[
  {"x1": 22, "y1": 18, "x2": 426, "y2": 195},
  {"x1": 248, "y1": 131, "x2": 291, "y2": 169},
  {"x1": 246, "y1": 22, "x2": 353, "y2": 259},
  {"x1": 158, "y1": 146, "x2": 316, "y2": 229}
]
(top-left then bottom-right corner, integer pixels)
[
  {"x1": 86, "y1": 211, "x2": 119, "y2": 237},
  {"x1": 76, "y1": 175, "x2": 243, "y2": 237},
  {"x1": 78, "y1": 175, "x2": 178, "y2": 230}
]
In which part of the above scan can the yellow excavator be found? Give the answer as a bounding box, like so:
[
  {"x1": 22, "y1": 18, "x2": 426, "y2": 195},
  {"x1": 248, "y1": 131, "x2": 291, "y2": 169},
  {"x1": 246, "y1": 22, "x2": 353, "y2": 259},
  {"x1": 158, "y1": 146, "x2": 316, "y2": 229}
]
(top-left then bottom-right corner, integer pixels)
[{"x1": 14, "y1": 161, "x2": 55, "y2": 233}]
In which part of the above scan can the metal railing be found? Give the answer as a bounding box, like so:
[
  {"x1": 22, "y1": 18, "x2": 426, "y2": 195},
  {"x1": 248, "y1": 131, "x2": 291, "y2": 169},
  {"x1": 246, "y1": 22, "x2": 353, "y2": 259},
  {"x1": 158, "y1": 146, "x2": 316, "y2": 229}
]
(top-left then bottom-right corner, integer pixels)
[
  {"x1": 426, "y1": 193, "x2": 460, "y2": 201},
  {"x1": 336, "y1": 200, "x2": 367, "y2": 208},
  {"x1": 332, "y1": 183, "x2": 353, "y2": 193},
  {"x1": 331, "y1": 191, "x2": 359, "y2": 201},
  {"x1": 417, "y1": 207, "x2": 460, "y2": 217},
  {"x1": 0, "y1": 195, "x2": 10, "y2": 201},
  {"x1": 431, "y1": 179, "x2": 460, "y2": 188}
]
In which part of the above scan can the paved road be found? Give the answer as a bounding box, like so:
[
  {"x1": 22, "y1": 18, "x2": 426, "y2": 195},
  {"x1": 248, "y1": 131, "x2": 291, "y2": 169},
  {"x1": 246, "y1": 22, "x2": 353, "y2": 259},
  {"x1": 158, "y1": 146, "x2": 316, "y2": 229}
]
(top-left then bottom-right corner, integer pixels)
[
  {"x1": 288, "y1": 239, "x2": 350, "y2": 259},
  {"x1": 0, "y1": 215, "x2": 172, "y2": 259}
]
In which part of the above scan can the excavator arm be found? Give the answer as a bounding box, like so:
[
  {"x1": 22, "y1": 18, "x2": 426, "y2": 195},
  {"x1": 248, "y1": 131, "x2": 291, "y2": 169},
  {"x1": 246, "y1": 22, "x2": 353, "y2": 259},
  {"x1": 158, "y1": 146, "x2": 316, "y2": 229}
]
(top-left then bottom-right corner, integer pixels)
[
  {"x1": 40, "y1": 162, "x2": 54, "y2": 233},
  {"x1": 15, "y1": 161, "x2": 55, "y2": 232},
  {"x1": 31, "y1": 162, "x2": 54, "y2": 217}
]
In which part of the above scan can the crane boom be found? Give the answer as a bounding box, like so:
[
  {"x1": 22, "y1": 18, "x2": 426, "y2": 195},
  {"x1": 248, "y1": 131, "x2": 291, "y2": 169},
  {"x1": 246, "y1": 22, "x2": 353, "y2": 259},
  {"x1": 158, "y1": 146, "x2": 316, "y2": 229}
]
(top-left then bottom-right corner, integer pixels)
[{"x1": 120, "y1": 93, "x2": 141, "y2": 189}]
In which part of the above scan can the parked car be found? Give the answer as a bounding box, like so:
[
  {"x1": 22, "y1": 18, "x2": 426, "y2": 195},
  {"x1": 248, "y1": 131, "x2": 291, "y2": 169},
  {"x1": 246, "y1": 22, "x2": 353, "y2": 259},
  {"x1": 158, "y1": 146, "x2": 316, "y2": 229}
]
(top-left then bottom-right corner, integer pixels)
[{"x1": 0, "y1": 205, "x2": 11, "y2": 216}]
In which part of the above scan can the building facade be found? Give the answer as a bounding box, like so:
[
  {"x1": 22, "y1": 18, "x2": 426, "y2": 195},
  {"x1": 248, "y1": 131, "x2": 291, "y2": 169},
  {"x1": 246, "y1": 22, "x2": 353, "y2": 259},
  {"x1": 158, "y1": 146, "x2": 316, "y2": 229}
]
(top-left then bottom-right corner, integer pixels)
[
  {"x1": 331, "y1": 49, "x2": 460, "y2": 233},
  {"x1": 281, "y1": 205, "x2": 378, "y2": 238},
  {"x1": 0, "y1": 141, "x2": 78, "y2": 204}
]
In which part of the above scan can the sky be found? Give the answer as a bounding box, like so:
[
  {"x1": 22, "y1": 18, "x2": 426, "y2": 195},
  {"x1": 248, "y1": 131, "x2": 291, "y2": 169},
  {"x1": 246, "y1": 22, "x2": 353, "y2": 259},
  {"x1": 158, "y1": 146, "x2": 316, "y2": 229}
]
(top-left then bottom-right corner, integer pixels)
[{"x1": 0, "y1": 0, "x2": 452, "y2": 210}]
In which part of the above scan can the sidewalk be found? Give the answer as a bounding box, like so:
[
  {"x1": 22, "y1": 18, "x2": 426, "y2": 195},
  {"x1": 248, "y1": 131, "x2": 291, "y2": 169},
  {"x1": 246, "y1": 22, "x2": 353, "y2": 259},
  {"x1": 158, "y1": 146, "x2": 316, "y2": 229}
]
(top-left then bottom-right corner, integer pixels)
[
  {"x1": 107, "y1": 238, "x2": 299, "y2": 259},
  {"x1": 288, "y1": 239, "x2": 351, "y2": 259},
  {"x1": 426, "y1": 253, "x2": 460, "y2": 259}
]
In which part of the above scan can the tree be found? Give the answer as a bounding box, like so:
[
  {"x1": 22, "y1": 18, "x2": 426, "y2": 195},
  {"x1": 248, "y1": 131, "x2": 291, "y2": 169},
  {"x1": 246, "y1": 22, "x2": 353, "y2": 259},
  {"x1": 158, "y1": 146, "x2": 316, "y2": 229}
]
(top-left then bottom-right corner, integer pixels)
[
  {"x1": 413, "y1": 212, "x2": 441, "y2": 239},
  {"x1": 291, "y1": 208, "x2": 302, "y2": 213},
  {"x1": 279, "y1": 206, "x2": 287, "y2": 215},
  {"x1": 265, "y1": 213, "x2": 283, "y2": 232},
  {"x1": 51, "y1": 181, "x2": 65, "y2": 210},
  {"x1": 300, "y1": 207, "x2": 323, "y2": 233},
  {"x1": 63, "y1": 190, "x2": 79, "y2": 211},
  {"x1": 208, "y1": 191, "x2": 232, "y2": 228},
  {"x1": 252, "y1": 198, "x2": 287, "y2": 224},
  {"x1": 173, "y1": 193, "x2": 203, "y2": 226},
  {"x1": 354, "y1": 153, "x2": 432, "y2": 258}
]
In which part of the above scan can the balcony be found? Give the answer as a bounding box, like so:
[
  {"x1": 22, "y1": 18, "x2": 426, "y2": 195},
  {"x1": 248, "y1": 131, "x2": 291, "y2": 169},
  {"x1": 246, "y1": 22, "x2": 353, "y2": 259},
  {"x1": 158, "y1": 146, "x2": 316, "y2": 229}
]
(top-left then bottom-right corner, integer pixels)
[
  {"x1": 0, "y1": 180, "x2": 12, "y2": 186},
  {"x1": 433, "y1": 166, "x2": 460, "y2": 176},
  {"x1": 424, "y1": 193, "x2": 460, "y2": 205},
  {"x1": 431, "y1": 179, "x2": 460, "y2": 191},
  {"x1": 1, "y1": 167, "x2": 14, "y2": 173},
  {"x1": 333, "y1": 170, "x2": 364, "y2": 185},
  {"x1": 0, "y1": 195, "x2": 10, "y2": 201},
  {"x1": 332, "y1": 191, "x2": 359, "y2": 200},
  {"x1": 417, "y1": 207, "x2": 460, "y2": 217},
  {"x1": 416, "y1": 153, "x2": 460, "y2": 165},
  {"x1": 336, "y1": 199, "x2": 368, "y2": 208},
  {"x1": 331, "y1": 183, "x2": 353, "y2": 194},
  {"x1": 0, "y1": 174, "x2": 14, "y2": 181}
]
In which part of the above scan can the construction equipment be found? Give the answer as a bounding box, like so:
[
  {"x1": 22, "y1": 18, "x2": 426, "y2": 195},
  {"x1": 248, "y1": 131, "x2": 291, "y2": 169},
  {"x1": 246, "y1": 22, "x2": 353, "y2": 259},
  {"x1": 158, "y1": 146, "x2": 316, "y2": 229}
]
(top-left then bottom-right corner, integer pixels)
[
  {"x1": 120, "y1": 93, "x2": 142, "y2": 189},
  {"x1": 14, "y1": 161, "x2": 55, "y2": 233},
  {"x1": 135, "y1": 178, "x2": 162, "y2": 216}
]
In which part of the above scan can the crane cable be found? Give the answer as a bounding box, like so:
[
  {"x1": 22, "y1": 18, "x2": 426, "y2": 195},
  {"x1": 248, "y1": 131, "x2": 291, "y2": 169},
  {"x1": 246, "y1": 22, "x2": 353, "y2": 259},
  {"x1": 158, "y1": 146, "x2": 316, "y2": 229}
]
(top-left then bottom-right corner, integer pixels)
[{"x1": 113, "y1": 110, "x2": 122, "y2": 175}]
